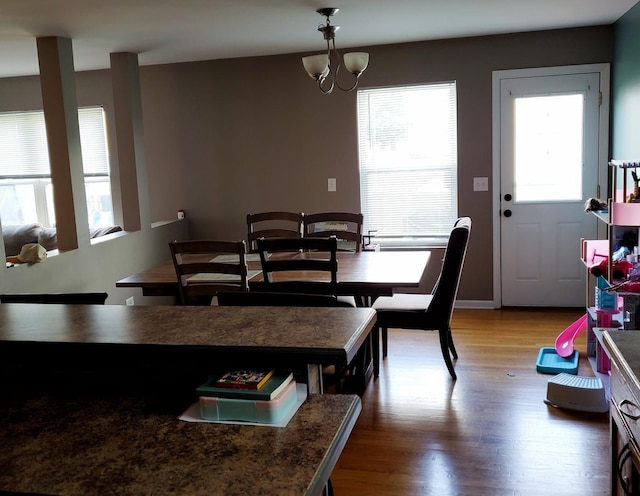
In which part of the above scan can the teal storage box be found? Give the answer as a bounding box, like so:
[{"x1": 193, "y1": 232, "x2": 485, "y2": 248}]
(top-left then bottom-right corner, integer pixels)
[
  {"x1": 199, "y1": 380, "x2": 297, "y2": 423},
  {"x1": 536, "y1": 347, "x2": 579, "y2": 375}
]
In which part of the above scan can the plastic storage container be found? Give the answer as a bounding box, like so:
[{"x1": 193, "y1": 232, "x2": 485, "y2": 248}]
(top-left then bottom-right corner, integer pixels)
[{"x1": 199, "y1": 380, "x2": 297, "y2": 423}]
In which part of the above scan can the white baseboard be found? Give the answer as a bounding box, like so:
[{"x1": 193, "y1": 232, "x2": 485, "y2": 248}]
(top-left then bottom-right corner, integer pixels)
[{"x1": 455, "y1": 300, "x2": 495, "y2": 310}]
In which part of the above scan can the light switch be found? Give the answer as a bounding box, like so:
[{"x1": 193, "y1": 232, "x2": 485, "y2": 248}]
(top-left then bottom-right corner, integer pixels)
[
  {"x1": 473, "y1": 176, "x2": 489, "y2": 192},
  {"x1": 328, "y1": 178, "x2": 336, "y2": 192}
]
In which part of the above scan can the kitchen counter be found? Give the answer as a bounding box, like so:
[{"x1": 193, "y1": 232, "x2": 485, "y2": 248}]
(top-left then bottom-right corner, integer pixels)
[
  {"x1": 604, "y1": 330, "x2": 640, "y2": 397},
  {"x1": 0, "y1": 388, "x2": 361, "y2": 496}
]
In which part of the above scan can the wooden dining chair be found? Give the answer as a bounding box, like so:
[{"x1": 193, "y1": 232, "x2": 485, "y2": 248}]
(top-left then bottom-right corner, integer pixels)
[
  {"x1": 371, "y1": 216, "x2": 472, "y2": 380},
  {"x1": 303, "y1": 212, "x2": 364, "y2": 252},
  {"x1": 246, "y1": 211, "x2": 304, "y2": 253},
  {"x1": 255, "y1": 236, "x2": 356, "y2": 307},
  {"x1": 0, "y1": 292, "x2": 108, "y2": 304},
  {"x1": 169, "y1": 240, "x2": 249, "y2": 305}
]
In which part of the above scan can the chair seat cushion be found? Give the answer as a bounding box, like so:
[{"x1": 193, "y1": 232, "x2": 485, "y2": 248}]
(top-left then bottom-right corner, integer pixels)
[
  {"x1": 372, "y1": 293, "x2": 433, "y2": 312},
  {"x1": 337, "y1": 295, "x2": 358, "y2": 307}
]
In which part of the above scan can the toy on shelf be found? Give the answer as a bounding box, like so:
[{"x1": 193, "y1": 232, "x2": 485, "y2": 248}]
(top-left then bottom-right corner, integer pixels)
[
  {"x1": 609, "y1": 160, "x2": 640, "y2": 203},
  {"x1": 554, "y1": 314, "x2": 588, "y2": 358}
]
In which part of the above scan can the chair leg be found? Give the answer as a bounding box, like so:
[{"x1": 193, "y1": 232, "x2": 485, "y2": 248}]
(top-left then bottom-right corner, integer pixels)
[
  {"x1": 381, "y1": 327, "x2": 388, "y2": 358},
  {"x1": 372, "y1": 325, "x2": 379, "y2": 379},
  {"x1": 333, "y1": 366, "x2": 342, "y2": 393},
  {"x1": 439, "y1": 327, "x2": 457, "y2": 381},
  {"x1": 447, "y1": 326, "x2": 458, "y2": 359}
]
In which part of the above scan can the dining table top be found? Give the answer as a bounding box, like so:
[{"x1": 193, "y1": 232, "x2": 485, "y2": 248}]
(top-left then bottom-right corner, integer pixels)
[{"x1": 116, "y1": 250, "x2": 431, "y2": 298}]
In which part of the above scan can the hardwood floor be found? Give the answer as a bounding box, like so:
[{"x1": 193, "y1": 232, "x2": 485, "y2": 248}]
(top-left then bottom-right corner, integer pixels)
[{"x1": 330, "y1": 308, "x2": 610, "y2": 496}]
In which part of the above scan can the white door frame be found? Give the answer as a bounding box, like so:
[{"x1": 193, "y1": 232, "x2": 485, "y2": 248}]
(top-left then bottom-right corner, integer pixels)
[{"x1": 491, "y1": 63, "x2": 610, "y2": 309}]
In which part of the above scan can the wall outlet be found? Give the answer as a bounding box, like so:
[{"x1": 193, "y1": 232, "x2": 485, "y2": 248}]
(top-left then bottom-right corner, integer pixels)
[
  {"x1": 473, "y1": 176, "x2": 489, "y2": 192},
  {"x1": 328, "y1": 178, "x2": 336, "y2": 192},
  {"x1": 125, "y1": 296, "x2": 135, "y2": 306}
]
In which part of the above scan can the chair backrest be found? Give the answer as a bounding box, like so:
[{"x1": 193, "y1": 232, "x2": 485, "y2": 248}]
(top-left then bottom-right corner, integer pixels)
[
  {"x1": 246, "y1": 211, "x2": 304, "y2": 253},
  {"x1": 426, "y1": 216, "x2": 472, "y2": 327},
  {"x1": 0, "y1": 292, "x2": 108, "y2": 304},
  {"x1": 255, "y1": 236, "x2": 339, "y2": 295},
  {"x1": 217, "y1": 291, "x2": 354, "y2": 307},
  {"x1": 303, "y1": 212, "x2": 363, "y2": 252},
  {"x1": 169, "y1": 240, "x2": 248, "y2": 305}
]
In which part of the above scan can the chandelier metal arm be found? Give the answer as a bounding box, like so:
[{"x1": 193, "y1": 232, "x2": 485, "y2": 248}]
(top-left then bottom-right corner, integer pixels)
[
  {"x1": 329, "y1": 39, "x2": 358, "y2": 91},
  {"x1": 318, "y1": 38, "x2": 335, "y2": 94}
]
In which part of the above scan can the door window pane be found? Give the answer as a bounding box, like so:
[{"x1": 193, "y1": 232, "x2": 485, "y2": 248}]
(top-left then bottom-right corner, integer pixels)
[{"x1": 514, "y1": 93, "x2": 584, "y2": 202}]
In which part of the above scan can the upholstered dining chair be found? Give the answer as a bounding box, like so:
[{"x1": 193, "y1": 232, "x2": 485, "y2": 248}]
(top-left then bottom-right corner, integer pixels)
[
  {"x1": 303, "y1": 212, "x2": 364, "y2": 252},
  {"x1": 169, "y1": 240, "x2": 249, "y2": 305},
  {"x1": 255, "y1": 235, "x2": 356, "y2": 307},
  {"x1": 246, "y1": 211, "x2": 304, "y2": 253},
  {"x1": 0, "y1": 292, "x2": 108, "y2": 304},
  {"x1": 371, "y1": 216, "x2": 472, "y2": 380}
]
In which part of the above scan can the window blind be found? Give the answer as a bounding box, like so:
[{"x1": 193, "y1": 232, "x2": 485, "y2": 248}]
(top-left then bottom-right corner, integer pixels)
[
  {"x1": 357, "y1": 83, "x2": 458, "y2": 245},
  {"x1": 0, "y1": 107, "x2": 109, "y2": 177}
]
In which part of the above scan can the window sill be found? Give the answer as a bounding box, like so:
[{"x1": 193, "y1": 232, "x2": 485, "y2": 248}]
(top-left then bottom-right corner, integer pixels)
[{"x1": 375, "y1": 238, "x2": 447, "y2": 250}]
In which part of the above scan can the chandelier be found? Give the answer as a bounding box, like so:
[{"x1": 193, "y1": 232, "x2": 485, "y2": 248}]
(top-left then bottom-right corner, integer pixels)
[{"x1": 301, "y1": 8, "x2": 369, "y2": 94}]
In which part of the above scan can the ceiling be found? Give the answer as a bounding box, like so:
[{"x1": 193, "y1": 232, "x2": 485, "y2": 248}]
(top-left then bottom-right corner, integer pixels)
[{"x1": 1, "y1": 0, "x2": 638, "y2": 79}]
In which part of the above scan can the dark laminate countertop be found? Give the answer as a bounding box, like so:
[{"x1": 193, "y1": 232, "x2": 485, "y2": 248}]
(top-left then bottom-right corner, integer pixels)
[
  {"x1": 0, "y1": 391, "x2": 361, "y2": 496},
  {"x1": 0, "y1": 304, "x2": 376, "y2": 376},
  {"x1": 0, "y1": 304, "x2": 374, "y2": 352},
  {"x1": 604, "y1": 330, "x2": 640, "y2": 397}
]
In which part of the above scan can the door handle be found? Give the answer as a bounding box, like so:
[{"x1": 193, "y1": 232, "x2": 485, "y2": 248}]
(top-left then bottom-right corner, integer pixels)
[{"x1": 503, "y1": 210, "x2": 512, "y2": 217}]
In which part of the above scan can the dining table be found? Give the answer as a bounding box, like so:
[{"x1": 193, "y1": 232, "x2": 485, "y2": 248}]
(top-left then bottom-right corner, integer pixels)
[{"x1": 116, "y1": 250, "x2": 431, "y2": 301}]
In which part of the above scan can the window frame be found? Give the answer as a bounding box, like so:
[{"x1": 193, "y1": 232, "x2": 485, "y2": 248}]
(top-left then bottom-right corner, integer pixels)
[{"x1": 0, "y1": 106, "x2": 114, "y2": 229}]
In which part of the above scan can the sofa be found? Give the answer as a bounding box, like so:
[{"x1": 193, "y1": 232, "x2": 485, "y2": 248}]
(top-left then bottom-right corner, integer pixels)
[{"x1": 2, "y1": 223, "x2": 123, "y2": 256}]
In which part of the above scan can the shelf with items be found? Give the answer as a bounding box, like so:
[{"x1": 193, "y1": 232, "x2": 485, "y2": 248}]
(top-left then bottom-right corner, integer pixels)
[{"x1": 581, "y1": 162, "x2": 640, "y2": 382}]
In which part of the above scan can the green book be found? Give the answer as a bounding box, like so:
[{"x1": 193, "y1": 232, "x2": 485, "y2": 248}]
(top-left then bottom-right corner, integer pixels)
[{"x1": 196, "y1": 371, "x2": 294, "y2": 401}]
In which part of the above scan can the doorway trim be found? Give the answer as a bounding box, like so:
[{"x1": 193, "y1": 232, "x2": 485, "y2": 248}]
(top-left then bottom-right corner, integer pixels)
[{"x1": 491, "y1": 63, "x2": 610, "y2": 308}]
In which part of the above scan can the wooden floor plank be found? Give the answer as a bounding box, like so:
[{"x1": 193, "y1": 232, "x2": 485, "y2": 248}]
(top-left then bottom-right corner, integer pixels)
[{"x1": 330, "y1": 308, "x2": 609, "y2": 496}]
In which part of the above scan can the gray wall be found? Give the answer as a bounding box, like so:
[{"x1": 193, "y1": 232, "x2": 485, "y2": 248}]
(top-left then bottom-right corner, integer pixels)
[
  {"x1": 613, "y1": 1, "x2": 640, "y2": 159},
  {"x1": 0, "y1": 25, "x2": 616, "y2": 304},
  {"x1": 141, "y1": 26, "x2": 614, "y2": 302},
  {"x1": 0, "y1": 70, "x2": 188, "y2": 305}
]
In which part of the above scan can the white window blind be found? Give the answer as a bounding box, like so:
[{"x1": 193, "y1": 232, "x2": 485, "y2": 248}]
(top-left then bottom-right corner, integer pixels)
[
  {"x1": 0, "y1": 107, "x2": 109, "y2": 177},
  {"x1": 357, "y1": 83, "x2": 458, "y2": 247},
  {"x1": 0, "y1": 111, "x2": 50, "y2": 177}
]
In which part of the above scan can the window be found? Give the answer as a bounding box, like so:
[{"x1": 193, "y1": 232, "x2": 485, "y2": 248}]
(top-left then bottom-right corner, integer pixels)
[
  {"x1": 0, "y1": 107, "x2": 113, "y2": 229},
  {"x1": 357, "y1": 83, "x2": 458, "y2": 247}
]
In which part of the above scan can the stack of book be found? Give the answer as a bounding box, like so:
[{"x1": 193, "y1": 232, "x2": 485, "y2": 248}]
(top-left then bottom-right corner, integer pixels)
[{"x1": 196, "y1": 369, "x2": 297, "y2": 424}]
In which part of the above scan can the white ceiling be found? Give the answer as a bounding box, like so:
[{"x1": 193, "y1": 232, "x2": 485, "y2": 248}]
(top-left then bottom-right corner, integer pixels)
[{"x1": 1, "y1": 0, "x2": 637, "y2": 79}]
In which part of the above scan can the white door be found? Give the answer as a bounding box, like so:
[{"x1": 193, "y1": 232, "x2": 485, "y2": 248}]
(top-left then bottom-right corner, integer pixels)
[{"x1": 497, "y1": 68, "x2": 606, "y2": 307}]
